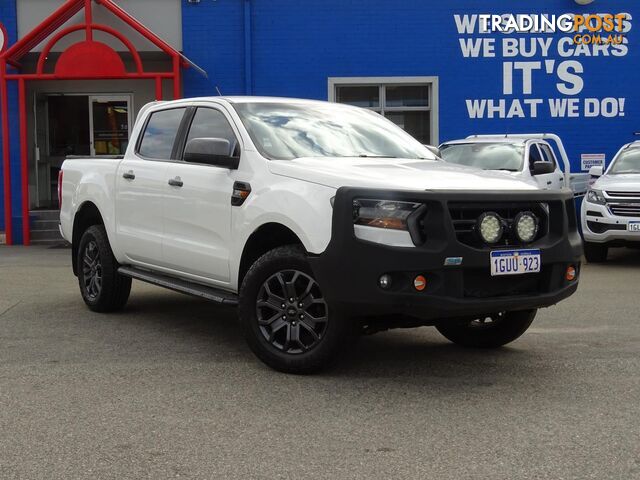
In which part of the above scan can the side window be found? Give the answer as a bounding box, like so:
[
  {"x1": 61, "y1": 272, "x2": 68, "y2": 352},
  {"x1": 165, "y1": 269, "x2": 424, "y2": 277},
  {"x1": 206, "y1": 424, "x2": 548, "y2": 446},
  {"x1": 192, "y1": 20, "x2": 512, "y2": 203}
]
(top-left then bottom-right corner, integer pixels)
[
  {"x1": 539, "y1": 144, "x2": 557, "y2": 168},
  {"x1": 528, "y1": 144, "x2": 543, "y2": 170},
  {"x1": 184, "y1": 108, "x2": 239, "y2": 157},
  {"x1": 138, "y1": 108, "x2": 186, "y2": 160}
]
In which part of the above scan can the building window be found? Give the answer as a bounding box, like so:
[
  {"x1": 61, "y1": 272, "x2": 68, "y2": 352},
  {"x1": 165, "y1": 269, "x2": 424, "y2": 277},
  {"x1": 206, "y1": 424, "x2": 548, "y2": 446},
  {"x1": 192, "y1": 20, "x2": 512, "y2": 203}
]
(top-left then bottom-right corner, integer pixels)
[{"x1": 328, "y1": 77, "x2": 439, "y2": 145}]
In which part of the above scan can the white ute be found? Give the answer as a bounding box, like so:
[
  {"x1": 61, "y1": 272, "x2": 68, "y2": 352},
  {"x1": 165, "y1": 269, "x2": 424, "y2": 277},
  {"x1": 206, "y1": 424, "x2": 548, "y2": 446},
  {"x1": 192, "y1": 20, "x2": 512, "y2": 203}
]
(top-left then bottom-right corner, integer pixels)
[
  {"x1": 439, "y1": 134, "x2": 589, "y2": 196},
  {"x1": 59, "y1": 97, "x2": 582, "y2": 373},
  {"x1": 581, "y1": 141, "x2": 640, "y2": 262}
]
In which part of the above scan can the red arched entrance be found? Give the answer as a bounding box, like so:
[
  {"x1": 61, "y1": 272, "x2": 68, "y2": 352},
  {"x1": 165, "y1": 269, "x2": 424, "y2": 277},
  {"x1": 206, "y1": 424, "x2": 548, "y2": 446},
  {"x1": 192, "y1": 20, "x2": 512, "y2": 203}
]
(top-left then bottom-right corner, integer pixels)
[{"x1": 0, "y1": 0, "x2": 194, "y2": 245}]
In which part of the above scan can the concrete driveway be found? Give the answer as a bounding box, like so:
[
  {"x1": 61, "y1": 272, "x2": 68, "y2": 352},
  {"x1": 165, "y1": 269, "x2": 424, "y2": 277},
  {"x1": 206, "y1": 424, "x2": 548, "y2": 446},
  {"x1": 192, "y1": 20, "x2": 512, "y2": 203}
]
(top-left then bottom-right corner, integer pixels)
[{"x1": 0, "y1": 246, "x2": 638, "y2": 479}]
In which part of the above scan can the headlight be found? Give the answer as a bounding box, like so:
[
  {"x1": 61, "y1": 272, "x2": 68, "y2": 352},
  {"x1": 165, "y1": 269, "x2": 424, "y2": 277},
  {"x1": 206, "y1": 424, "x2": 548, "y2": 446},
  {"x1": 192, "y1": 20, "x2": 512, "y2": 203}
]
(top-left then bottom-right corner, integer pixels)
[
  {"x1": 586, "y1": 189, "x2": 606, "y2": 205},
  {"x1": 514, "y1": 211, "x2": 539, "y2": 243},
  {"x1": 477, "y1": 212, "x2": 504, "y2": 244},
  {"x1": 353, "y1": 199, "x2": 421, "y2": 231}
]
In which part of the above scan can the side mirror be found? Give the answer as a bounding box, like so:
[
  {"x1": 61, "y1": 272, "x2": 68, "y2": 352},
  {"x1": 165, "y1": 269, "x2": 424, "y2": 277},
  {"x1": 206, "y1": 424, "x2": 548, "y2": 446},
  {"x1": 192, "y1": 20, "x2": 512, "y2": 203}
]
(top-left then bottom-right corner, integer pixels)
[
  {"x1": 423, "y1": 145, "x2": 442, "y2": 158},
  {"x1": 589, "y1": 165, "x2": 604, "y2": 177},
  {"x1": 184, "y1": 137, "x2": 239, "y2": 169},
  {"x1": 532, "y1": 161, "x2": 555, "y2": 176}
]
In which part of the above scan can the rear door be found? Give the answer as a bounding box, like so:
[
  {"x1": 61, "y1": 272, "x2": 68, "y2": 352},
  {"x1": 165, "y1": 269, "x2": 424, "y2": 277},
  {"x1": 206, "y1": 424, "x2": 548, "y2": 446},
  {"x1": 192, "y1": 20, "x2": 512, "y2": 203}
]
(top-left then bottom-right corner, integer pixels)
[
  {"x1": 161, "y1": 106, "x2": 240, "y2": 284},
  {"x1": 115, "y1": 107, "x2": 187, "y2": 266}
]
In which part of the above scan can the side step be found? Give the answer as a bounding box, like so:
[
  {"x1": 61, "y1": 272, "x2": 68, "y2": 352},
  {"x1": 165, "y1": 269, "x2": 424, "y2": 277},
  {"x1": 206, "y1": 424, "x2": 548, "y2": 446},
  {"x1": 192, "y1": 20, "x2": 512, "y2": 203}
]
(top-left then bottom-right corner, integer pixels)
[{"x1": 118, "y1": 266, "x2": 238, "y2": 306}]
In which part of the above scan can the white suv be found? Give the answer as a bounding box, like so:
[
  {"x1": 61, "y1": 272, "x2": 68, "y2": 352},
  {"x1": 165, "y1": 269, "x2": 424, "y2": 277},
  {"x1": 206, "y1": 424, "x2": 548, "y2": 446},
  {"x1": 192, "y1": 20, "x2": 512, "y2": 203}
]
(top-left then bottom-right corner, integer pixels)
[{"x1": 581, "y1": 141, "x2": 640, "y2": 262}]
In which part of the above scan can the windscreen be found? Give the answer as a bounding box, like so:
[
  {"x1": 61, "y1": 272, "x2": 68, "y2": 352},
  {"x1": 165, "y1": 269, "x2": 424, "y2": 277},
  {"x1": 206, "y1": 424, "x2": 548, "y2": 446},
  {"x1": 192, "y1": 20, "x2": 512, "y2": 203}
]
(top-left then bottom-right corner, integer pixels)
[
  {"x1": 609, "y1": 148, "x2": 640, "y2": 174},
  {"x1": 233, "y1": 102, "x2": 434, "y2": 161},
  {"x1": 440, "y1": 143, "x2": 524, "y2": 171}
]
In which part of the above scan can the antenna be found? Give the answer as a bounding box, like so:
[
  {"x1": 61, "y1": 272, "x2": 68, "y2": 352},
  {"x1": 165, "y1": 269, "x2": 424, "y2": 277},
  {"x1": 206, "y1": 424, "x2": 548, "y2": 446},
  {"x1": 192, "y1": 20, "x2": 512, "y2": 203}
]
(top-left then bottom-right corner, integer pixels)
[{"x1": 215, "y1": 86, "x2": 223, "y2": 96}]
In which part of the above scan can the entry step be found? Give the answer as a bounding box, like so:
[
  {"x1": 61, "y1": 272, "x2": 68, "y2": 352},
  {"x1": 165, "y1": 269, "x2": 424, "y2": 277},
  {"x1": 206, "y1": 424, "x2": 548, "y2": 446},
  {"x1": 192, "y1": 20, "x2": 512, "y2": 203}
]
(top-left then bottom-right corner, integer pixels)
[{"x1": 118, "y1": 266, "x2": 239, "y2": 306}]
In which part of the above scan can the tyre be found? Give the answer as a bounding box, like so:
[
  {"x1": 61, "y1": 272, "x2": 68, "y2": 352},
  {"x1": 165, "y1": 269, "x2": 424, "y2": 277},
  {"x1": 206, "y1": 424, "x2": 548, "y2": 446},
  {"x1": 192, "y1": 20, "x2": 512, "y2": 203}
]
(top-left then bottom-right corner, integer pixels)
[
  {"x1": 77, "y1": 225, "x2": 131, "y2": 313},
  {"x1": 436, "y1": 310, "x2": 537, "y2": 349},
  {"x1": 239, "y1": 245, "x2": 354, "y2": 374},
  {"x1": 584, "y1": 242, "x2": 608, "y2": 263}
]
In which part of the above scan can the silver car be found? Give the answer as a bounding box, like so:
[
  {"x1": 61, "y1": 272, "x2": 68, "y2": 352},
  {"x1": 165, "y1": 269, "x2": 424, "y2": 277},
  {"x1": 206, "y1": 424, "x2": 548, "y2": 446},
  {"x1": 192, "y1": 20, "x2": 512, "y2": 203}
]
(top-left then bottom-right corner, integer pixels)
[{"x1": 581, "y1": 141, "x2": 640, "y2": 262}]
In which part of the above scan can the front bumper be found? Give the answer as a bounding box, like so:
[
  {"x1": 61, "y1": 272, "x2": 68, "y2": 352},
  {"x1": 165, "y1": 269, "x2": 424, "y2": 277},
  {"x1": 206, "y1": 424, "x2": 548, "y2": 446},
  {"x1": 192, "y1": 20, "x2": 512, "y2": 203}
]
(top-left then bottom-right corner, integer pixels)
[
  {"x1": 581, "y1": 200, "x2": 640, "y2": 245},
  {"x1": 309, "y1": 188, "x2": 583, "y2": 323}
]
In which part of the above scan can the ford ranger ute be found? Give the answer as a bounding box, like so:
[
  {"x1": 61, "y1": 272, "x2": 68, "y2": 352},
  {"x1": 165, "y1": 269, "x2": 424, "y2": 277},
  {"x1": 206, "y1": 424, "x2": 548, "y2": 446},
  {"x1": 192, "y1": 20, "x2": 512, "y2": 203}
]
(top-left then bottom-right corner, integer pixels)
[{"x1": 59, "y1": 97, "x2": 583, "y2": 373}]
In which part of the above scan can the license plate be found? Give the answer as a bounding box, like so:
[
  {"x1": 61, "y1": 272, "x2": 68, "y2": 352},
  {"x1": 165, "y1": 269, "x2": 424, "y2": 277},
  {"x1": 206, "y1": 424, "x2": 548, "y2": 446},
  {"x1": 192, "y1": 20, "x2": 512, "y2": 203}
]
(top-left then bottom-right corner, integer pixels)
[
  {"x1": 490, "y1": 249, "x2": 541, "y2": 276},
  {"x1": 629, "y1": 222, "x2": 640, "y2": 232}
]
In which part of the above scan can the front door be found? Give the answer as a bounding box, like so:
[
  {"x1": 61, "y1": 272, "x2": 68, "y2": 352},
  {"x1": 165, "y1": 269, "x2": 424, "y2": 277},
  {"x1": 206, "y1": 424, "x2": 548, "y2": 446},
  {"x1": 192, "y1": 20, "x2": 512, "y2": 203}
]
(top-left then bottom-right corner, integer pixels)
[
  {"x1": 161, "y1": 106, "x2": 239, "y2": 284},
  {"x1": 538, "y1": 143, "x2": 564, "y2": 190},
  {"x1": 528, "y1": 143, "x2": 557, "y2": 190}
]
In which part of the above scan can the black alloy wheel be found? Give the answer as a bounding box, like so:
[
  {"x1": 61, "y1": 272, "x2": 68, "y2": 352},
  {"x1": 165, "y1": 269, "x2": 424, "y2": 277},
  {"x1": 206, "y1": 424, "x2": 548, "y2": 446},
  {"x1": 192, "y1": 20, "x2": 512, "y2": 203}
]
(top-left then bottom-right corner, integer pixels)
[
  {"x1": 77, "y1": 225, "x2": 131, "y2": 312},
  {"x1": 82, "y1": 240, "x2": 103, "y2": 300},
  {"x1": 256, "y1": 269, "x2": 328, "y2": 354},
  {"x1": 239, "y1": 245, "x2": 355, "y2": 374}
]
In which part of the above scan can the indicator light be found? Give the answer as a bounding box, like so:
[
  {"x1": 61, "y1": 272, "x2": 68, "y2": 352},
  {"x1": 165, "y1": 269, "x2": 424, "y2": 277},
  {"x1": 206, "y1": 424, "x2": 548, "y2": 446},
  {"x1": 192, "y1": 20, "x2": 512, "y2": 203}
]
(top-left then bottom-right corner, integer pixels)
[{"x1": 413, "y1": 275, "x2": 427, "y2": 291}]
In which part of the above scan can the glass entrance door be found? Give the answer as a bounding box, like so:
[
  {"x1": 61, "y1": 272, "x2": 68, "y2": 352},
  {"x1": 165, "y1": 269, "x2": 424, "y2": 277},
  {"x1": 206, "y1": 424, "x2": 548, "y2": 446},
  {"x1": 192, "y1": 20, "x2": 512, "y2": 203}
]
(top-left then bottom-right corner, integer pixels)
[{"x1": 89, "y1": 95, "x2": 132, "y2": 156}]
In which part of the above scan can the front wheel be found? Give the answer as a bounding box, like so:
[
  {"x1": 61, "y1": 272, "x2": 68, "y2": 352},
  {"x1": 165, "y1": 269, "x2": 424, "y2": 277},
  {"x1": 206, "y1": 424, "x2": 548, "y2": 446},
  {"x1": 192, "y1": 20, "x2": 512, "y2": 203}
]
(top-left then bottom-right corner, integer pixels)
[
  {"x1": 436, "y1": 310, "x2": 537, "y2": 348},
  {"x1": 239, "y1": 245, "x2": 354, "y2": 374}
]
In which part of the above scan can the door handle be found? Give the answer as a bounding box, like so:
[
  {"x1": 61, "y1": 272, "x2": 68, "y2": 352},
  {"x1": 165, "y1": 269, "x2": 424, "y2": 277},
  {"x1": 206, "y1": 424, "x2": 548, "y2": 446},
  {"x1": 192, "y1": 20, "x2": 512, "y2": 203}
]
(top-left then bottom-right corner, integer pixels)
[
  {"x1": 122, "y1": 171, "x2": 135, "y2": 180},
  {"x1": 168, "y1": 177, "x2": 183, "y2": 187},
  {"x1": 547, "y1": 181, "x2": 553, "y2": 185}
]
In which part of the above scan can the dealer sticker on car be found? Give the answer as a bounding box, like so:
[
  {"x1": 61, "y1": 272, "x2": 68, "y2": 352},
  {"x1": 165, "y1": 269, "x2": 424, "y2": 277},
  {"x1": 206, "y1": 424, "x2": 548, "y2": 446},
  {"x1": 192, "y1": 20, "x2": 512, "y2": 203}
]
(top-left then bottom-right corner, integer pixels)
[
  {"x1": 490, "y1": 249, "x2": 541, "y2": 276},
  {"x1": 628, "y1": 222, "x2": 640, "y2": 232}
]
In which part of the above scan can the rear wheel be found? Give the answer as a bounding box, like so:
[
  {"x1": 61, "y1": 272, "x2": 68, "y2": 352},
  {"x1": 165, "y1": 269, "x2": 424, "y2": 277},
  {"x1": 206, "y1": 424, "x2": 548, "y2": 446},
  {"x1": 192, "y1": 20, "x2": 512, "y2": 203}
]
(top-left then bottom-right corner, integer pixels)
[
  {"x1": 436, "y1": 310, "x2": 536, "y2": 348},
  {"x1": 584, "y1": 242, "x2": 608, "y2": 263},
  {"x1": 77, "y1": 225, "x2": 131, "y2": 312},
  {"x1": 239, "y1": 245, "x2": 354, "y2": 374}
]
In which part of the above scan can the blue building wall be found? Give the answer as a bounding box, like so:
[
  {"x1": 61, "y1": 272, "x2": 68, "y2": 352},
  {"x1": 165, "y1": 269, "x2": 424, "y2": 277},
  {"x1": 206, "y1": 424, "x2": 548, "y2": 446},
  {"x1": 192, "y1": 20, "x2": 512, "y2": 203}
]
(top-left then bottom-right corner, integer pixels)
[
  {"x1": 1, "y1": 0, "x2": 639, "y2": 242},
  {"x1": 183, "y1": 0, "x2": 640, "y2": 172}
]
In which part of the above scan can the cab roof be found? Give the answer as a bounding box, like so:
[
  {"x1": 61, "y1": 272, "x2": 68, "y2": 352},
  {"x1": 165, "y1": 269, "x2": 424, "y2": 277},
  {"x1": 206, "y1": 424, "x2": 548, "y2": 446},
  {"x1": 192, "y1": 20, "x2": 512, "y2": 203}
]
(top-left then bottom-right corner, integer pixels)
[{"x1": 441, "y1": 138, "x2": 527, "y2": 146}]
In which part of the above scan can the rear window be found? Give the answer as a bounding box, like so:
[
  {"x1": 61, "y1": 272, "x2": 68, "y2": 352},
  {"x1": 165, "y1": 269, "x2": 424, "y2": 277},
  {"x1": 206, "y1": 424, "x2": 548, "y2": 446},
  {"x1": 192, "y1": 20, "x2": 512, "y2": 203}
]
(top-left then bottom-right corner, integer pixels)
[{"x1": 138, "y1": 108, "x2": 186, "y2": 160}]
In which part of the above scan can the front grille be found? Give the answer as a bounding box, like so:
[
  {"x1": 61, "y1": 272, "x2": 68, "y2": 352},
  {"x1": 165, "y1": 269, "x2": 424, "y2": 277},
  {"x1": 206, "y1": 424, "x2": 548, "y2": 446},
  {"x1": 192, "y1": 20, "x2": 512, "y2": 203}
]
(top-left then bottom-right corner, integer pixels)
[
  {"x1": 587, "y1": 221, "x2": 626, "y2": 234},
  {"x1": 605, "y1": 191, "x2": 640, "y2": 199},
  {"x1": 609, "y1": 204, "x2": 640, "y2": 217},
  {"x1": 449, "y1": 202, "x2": 549, "y2": 248}
]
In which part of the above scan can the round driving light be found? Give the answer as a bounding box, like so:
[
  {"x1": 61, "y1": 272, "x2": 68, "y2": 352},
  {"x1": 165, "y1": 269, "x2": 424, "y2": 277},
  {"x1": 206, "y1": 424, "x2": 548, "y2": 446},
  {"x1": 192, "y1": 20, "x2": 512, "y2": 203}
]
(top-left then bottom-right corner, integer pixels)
[
  {"x1": 414, "y1": 275, "x2": 427, "y2": 291},
  {"x1": 514, "y1": 212, "x2": 539, "y2": 243},
  {"x1": 379, "y1": 274, "x2": 392, "y2": 289},
  {"x1": 477, "y1": 212, "x2": 504, "y2": 244},
  {"x1": 565, "y1": 266, "x2": 577, "y2": 282}
]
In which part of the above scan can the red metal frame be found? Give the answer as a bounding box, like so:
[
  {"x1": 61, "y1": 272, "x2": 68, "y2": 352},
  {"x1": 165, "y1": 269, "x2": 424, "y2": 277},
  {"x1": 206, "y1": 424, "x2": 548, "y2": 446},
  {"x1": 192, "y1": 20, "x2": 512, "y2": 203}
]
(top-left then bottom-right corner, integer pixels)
[
  {"x1": 0, "y1": 23, "x2": 8, "y2": 54},
  {"x1": 0, "y1": 0, "x2": 185, "y2": 245}
]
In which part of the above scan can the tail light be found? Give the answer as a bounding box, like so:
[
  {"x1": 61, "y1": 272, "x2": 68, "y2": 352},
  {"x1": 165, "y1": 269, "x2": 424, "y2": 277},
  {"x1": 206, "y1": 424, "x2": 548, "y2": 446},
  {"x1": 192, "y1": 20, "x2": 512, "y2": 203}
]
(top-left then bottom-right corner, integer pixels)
[{"x1": 57, "y1": 170, "x2": 64, "y2": 208}]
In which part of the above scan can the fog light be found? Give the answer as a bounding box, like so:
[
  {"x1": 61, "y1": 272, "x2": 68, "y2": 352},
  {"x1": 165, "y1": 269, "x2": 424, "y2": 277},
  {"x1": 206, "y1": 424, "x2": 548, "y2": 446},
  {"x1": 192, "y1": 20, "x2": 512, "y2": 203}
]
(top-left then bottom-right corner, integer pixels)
[
  {"x1": 565, "y1": 266, "x2": 577, "y2": 281},
  {"x1": 413, "y1": 275, "x2": 427, "y2": 291},
  {"x1": 514, "y1": 211, "x2": 539, "y2": 243},
  {"x1": 477, "y1": 212, "x2": 503, "y2": 244},
  {"x1": 379, "y1": 274, "x2": 392, "y2": 289}
]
